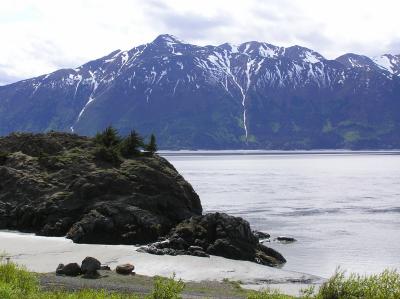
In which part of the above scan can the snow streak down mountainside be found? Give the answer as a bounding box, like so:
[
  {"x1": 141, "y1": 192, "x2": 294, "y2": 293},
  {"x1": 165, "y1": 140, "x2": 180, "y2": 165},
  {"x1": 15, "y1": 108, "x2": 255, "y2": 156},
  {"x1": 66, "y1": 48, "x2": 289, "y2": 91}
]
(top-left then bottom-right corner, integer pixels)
[{"x1": 0, "y1": 34, "x2": 399, "y2": 149}]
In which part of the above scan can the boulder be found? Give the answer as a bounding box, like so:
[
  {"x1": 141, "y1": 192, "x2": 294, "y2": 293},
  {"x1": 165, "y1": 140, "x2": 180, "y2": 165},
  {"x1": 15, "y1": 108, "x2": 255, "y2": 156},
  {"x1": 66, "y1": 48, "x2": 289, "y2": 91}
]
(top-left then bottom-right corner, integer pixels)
[
  {"x1": 141, "y1": 213, "x2": 286, "y2": 266},
  {"x1": 56, "y1": 263, "x2": 81, "y2": 276},
  {"x1": 81, "y1": 256, "x2": 101, "y2": 278},
  {"x1": 56, "y1": 263, "x2": 65, "y2": 275},
  {"x1": 116, "y1": 263, "x2": 135, "y2": 275}
]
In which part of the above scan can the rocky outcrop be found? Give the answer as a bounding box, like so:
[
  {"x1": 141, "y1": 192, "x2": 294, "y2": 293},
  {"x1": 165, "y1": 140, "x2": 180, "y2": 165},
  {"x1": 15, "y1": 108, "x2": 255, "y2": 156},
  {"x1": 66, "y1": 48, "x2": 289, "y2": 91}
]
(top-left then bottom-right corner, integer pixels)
[
  {"x1": 139, "y1": 213, "x2": 286, "y2": 267},
  {"x1": 0, "y1": 132, "x2": 286, "y2": 266},
  {"x1": 0, "y1": 132, "x2": 202, "y2": 245}
]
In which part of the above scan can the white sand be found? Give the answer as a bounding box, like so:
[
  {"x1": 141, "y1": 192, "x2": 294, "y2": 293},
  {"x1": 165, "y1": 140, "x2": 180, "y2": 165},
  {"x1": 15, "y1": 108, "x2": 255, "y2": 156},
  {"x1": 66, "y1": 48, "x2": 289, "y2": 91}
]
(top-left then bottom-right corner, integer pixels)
[{"x1": 0, "y1": 231, "x2": 323, "y2": 296}]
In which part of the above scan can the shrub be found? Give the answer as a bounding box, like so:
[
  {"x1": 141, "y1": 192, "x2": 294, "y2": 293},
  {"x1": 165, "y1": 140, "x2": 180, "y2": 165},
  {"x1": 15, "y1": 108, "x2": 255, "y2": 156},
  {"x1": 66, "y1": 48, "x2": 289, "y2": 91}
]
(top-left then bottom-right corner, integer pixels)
[
  {"x1": 146, "y1": 274, "x2": 185, "y2": 299},
  {"x1": 95, "y1": 126, "x2": 122, "y2": 148},
  {"x1": 93, "y1": 146, "x2": 122, "y2": 167}
]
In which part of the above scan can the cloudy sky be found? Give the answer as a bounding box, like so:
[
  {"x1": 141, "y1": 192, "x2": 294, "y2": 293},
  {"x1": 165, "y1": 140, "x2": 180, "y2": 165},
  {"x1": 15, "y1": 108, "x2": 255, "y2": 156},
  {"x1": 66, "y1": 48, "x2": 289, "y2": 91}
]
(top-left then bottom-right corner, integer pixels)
[{"x1": 0, "y1": 0, "x2": 399, "y2": 85}]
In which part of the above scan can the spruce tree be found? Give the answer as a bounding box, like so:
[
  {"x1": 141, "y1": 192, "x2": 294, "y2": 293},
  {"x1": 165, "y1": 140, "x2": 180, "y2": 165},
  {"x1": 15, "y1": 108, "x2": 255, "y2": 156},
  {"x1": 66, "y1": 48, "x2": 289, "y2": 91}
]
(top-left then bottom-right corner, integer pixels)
[
  {"x1": 120, "y1": 129, "x2": 144, "y2": 157},
  {"x1": 146, "y1": 134, "x2": 158, "y2": 154},
  {"x1": 94, "y1": 126, "x2": 121, "y2": 148}
]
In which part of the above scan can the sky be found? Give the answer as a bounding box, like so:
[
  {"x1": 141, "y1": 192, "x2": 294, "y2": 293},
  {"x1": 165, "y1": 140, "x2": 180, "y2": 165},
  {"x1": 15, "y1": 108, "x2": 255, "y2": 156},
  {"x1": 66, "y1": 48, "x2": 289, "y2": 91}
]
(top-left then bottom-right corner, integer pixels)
[{"x1": 0, "y1": 0, "x2": 399, "y2": 85}]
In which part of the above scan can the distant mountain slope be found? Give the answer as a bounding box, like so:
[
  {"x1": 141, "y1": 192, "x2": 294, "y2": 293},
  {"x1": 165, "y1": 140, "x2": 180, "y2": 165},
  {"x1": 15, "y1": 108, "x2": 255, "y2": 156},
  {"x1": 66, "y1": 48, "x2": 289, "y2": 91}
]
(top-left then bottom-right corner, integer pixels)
[{"x1": 0, "y1": 34, "x2": 399, "y2": 149}]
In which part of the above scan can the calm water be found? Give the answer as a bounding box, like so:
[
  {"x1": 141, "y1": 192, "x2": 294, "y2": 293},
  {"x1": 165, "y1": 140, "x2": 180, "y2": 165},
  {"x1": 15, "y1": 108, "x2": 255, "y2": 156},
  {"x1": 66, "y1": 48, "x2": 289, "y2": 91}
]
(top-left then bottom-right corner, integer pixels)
[{"x1": 163, "y1": 151, "x2": 400, "y2": 278}]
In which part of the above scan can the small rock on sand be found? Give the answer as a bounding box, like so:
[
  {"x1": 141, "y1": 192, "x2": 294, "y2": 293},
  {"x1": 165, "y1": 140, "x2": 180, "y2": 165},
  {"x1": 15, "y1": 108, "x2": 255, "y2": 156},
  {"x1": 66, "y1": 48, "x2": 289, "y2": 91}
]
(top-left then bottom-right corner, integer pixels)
[{"x1": 116, "y1": 263, "x2": 135, "y2": 275}]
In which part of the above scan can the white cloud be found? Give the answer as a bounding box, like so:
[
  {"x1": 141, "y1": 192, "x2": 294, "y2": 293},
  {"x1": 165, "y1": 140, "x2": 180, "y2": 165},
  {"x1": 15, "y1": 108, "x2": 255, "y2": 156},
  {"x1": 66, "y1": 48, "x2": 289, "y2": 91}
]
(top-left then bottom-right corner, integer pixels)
[{"x1": 0, "y1": 0, "x2": 399, "y2": 85}]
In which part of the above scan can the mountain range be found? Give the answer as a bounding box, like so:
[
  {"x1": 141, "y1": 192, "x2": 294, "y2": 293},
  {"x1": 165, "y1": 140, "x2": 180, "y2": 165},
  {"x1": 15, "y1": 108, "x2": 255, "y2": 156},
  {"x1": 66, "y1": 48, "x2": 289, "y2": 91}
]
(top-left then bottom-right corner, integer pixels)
[{"x1": 0, "y1": 34, "x2": 399, "y2": 149}]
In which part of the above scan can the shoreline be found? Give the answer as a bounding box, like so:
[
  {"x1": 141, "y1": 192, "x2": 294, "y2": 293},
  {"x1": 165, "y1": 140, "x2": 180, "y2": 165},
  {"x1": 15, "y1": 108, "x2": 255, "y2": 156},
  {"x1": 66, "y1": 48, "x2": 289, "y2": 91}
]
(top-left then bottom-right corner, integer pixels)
[
  {"x1": 160, "y1": 150, "x2": 400, "y2": 157},
  {"x1": 0, "y1": 230, "x2": 323, "y2": 296}
]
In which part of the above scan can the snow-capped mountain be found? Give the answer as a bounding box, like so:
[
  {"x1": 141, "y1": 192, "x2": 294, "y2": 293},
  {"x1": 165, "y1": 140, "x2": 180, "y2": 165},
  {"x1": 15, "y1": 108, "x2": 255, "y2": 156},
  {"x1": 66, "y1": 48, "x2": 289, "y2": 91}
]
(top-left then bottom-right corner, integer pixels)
[{"x1": 0, "y1": 34, "x2": 399, "y2": 149}]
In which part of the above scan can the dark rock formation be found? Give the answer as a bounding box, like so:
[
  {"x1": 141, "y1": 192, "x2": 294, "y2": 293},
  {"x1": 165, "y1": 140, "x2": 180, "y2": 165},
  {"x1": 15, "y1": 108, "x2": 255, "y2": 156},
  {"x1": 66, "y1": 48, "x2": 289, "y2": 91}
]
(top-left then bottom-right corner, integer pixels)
[
  {"x1": 139, "y1": 213, "x2": 286, "y2": 267},
  {"x1": 56, "y1": 263, "x2": 82, "y2": 276},
  {"x1": 116, "y1": 263, "x2": 135, "y2": 275},
  {"x1": 275, "y1": 236, "x2": 297, "y2": 243},
  {"x1": 253, "y1": 231, "x2": 271, "y2": 241},
  {"x1": 0, "y1": 132, "x2": 202, "y2": 245}
]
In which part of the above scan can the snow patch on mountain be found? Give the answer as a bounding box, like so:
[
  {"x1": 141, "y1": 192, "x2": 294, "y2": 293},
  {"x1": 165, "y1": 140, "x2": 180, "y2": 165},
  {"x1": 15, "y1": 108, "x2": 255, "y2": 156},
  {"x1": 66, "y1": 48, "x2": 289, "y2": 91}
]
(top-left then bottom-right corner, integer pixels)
[{"x1": 373, "y1": 54, "x2": 400, "y2": 75}]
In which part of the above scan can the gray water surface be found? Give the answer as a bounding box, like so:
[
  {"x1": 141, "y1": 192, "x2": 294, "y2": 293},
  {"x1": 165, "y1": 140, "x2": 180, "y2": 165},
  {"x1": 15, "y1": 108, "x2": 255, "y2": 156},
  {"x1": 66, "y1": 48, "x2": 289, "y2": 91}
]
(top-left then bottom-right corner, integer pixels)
[{"x1": 163, "y1": 151, "x2": 400, "y2": 278}]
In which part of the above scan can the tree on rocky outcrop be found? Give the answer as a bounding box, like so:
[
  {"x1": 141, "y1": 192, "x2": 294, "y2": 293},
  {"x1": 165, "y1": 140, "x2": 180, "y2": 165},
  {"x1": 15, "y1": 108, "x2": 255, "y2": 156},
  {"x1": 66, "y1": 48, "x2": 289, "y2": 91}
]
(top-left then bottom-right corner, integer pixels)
[
  {"x1": 93, "y1": 126, "x2": 123, "y2": 166},
  {"x1": 94, "y1": 126, "x2": 121, "y2": 148},
  {"x1": 146, "y1": 134, "x2": 158, "y2": 155},
  {"x1": 120, "y1": 130, "x2": 144, "y2": 157}
]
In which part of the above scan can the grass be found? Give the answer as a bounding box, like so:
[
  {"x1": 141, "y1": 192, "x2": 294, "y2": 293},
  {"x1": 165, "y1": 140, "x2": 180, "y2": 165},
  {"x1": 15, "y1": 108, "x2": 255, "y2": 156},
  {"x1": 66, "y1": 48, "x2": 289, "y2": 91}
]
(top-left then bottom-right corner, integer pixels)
[
  {"x1": 247, "y1": 289, "x2": 294, "y2": 299},
  {"x1": 0, "y1": 261, "x2": 39, "y2": 298},
  {"x1": 313, "y1": 269, "x2": 400, "y2": 299},
  {"x1": 1, "y1": 256, "x2": 400, "y2": 299}
]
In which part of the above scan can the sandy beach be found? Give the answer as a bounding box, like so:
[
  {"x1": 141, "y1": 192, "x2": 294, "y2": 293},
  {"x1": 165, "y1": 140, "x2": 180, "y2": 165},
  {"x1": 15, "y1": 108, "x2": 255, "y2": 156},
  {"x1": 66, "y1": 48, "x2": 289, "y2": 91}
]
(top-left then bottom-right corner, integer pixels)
[{"x1": 0, "y1": 231, "x2": 322, "y2": 296}]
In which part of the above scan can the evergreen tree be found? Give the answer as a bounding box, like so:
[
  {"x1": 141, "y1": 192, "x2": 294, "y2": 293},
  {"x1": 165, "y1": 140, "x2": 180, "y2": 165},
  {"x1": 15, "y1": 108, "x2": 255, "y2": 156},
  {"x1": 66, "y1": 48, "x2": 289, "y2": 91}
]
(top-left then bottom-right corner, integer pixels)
[
  {"x1": 94, "y1": 126, "x2": 121, "y2": 148},
  {"x1": 120, "y1": 129, "x2": 144, "y2": 157},
  {"x1": 146, "y1": 134, "x2": 158, "y2": 154}
]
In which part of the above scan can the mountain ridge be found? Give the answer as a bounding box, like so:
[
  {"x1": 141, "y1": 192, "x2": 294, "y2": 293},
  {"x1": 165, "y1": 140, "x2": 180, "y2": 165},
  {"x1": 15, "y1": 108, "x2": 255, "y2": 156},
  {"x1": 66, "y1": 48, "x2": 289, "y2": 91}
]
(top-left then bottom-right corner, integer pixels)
[{"x1": 0, "y1": 34, "x2": 399, "y2": 149}]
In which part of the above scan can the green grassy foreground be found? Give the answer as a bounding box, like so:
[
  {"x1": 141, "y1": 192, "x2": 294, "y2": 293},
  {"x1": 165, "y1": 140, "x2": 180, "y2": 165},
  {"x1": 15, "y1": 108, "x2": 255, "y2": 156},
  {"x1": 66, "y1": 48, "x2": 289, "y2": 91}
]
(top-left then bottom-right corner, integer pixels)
[{"x1": 1, "y1": 260, "x2": 399, "y2": 299}]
